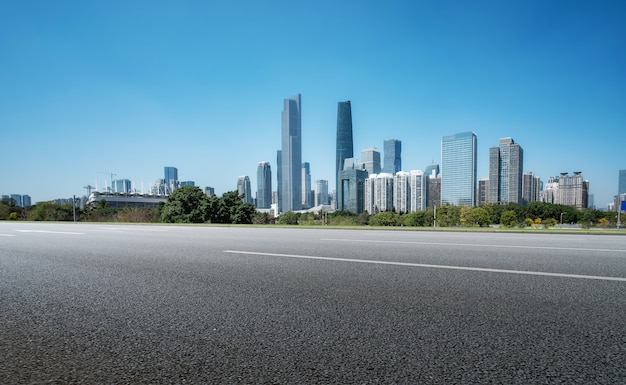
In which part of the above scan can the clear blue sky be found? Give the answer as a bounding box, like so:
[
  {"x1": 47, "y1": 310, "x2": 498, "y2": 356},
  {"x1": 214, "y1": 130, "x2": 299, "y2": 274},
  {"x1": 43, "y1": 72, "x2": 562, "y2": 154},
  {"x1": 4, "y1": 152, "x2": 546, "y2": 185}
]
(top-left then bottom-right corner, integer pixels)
[{"x1": 2, "y1": 1, "x2": 624, "y2": 208}]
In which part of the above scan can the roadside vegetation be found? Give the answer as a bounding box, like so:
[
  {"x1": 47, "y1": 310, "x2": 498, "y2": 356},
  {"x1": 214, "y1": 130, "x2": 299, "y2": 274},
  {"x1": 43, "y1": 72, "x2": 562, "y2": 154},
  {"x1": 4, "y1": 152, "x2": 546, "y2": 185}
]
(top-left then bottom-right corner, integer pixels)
[{"x1": 1, "y1": 191, "x2": 621, "y2": 230}]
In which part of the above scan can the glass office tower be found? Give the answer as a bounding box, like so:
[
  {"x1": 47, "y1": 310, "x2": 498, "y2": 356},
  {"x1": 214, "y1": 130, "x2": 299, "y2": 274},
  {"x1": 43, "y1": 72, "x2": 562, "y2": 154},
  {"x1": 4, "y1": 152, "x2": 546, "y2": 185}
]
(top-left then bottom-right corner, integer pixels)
[
  {"x1": 441, "y1": 131, "x2": 477, "y2": 206},
  {"x1": 361, "y1": 147, "x2": 381, "y2": 175},
  {"x1": 237, "y1": 176, "x2": 252, "y2": 204},
  {"x1": 164, "y1": 166, "x2": 178, "y2": 194},
  {"x1": 383, "y1": 139, "x2": 402, "y2": 174},
  {"x1": 280, "y1": 94, "x2": 302, "y2": 212},
  {"x1": 257, "y1": 161, "x2": 272, "y2": 209},
  {"x1": 336, "y1": 101, "x2": 354, "y2": 209},
  {"x1": 488, "y1": 137, "x2": 523, "y2": 204}
]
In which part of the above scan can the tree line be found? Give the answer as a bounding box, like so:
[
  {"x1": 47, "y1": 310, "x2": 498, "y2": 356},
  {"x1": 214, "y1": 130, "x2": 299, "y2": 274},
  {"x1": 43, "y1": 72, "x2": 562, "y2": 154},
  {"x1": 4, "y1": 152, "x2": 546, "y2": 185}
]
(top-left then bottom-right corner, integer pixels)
[{"x1": 1, "y1": 189, "x2": 620, "y2": 229}]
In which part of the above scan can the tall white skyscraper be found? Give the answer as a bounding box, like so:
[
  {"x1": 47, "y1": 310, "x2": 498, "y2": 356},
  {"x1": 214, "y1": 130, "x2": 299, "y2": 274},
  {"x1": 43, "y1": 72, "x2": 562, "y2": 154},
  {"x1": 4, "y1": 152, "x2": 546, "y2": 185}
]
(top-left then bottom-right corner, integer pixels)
[
  {"x1": 364, "y1": 173, "x2": 394, "y2": 213},
  {"x1": 441, "y1": 131, "x2": 477, "y2": 206},
  {"x1": 361, "y1": 147, "x2": 381, "y2": 175},
  {"x1": 409, "y1": 170, "x2": 426, "y2": 212}
]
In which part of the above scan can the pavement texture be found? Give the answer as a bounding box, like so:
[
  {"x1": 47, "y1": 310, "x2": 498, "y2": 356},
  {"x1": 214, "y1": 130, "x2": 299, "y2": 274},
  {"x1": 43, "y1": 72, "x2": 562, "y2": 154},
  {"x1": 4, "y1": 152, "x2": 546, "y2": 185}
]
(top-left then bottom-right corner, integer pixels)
[{"x1": 1, "y1": 223, "x2": 626, "y2": 384}]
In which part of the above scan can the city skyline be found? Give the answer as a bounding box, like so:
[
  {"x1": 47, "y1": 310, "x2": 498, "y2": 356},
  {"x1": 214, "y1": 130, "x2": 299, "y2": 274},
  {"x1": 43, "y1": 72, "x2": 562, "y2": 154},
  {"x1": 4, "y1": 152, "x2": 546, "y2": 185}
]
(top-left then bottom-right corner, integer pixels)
[{"x1": 2, "y1": 2, "x2": 624, "y2": 207}]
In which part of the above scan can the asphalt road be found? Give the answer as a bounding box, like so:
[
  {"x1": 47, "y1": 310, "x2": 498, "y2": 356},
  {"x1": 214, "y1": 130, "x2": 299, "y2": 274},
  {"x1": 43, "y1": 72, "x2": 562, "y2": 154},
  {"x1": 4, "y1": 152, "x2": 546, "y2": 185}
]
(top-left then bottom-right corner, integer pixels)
[{"x1": 1, "y1": 222, "x2": 625, "y2": 384}]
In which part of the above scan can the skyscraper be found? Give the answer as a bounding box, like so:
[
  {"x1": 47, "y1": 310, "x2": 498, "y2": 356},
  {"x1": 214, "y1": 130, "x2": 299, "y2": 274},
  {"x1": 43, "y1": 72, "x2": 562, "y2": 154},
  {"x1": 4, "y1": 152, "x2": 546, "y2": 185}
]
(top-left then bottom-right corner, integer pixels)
[
  {"x1": 237, "y1": 176, "x2": 252, "y2": 204},
  {"x1": 276, "y1": 150, "x2": 282, "y2": 213},
  {"x1": 301, "y1": 162, "x2": 312, "y2": 209},
  {"x1": 164, "y1": 166, "x2": 178, "y2": 194},
  {"x1": 114, "y1": 179, "x2": 132, "y2": 193},
  {"x1": 315, "y1": 179, "x2": 329, "y2": 206},
  {"x1": 336, "y1": 101, "x2": 354, "y2": 210},
  {"x1": 441, "y1": 131, "x2": 477, "y2": 206},
  {"x1": 619, "y1": 170, "x2": 626, "y2": 196},
  {"x1": 338, "y1": 158, "x2": 367, "y2": 213},
  {"x1": 383, "y1": 139, "x2": 402, "y2": 174},
  {"x1": 257, "y1": 161, "x2": 272, "y2": 209},
  {"x1": 522, "y1": 172, "x2": 541, "y2": 205},
  {"x1": 364, "y1": 173, "x2": 394, "y2": 214},
  {"x1": 361, "y1": 147, "x2": 381, "y2": 175},
  {"x1": 280, "y1": 94, "x2": 302, "y2": 212},
  {"x1": 410, "y1": 170, "x2": 426, "y2": 212},
  {"x1": 488, "y1": 137, "x2": 523, "y2": 204}
]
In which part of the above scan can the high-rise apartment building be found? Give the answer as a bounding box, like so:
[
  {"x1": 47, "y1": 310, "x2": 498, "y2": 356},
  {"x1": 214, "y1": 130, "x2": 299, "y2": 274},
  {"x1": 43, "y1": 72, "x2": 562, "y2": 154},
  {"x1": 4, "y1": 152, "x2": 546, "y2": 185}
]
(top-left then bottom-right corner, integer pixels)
[
  {"x1": 441, "y1": 131, "x2": 477, "y2": 206},
  {"x1": 336, "y1": 101, "x2": 354, "y2": 210},
  {"x1": 257, "y1": 161, "x2": 272, "y2": 209},
  {"x1": 410, "y1": 170, "x2": 426, "y2": 212},
  {"x1": 364, "y1": 173, "x2": 394, "y2": 214},
  {"x1": 164, "y1": 166, "x2": 178, "y2": 194},
  {"x1": 237, "y1": 176, "x2": 252, "y2": 204},
  {"x1": 280, "y1": 94, "x2": 302, "y2": 212},
  {"x1": 522, "y1": 172, "x2": 541, "y2": 205},
  {"x1": 383, "y1": 139, "x2": 402, "y2": 174},
  {"x1": 394, "y1": 171, "x2": 410, "y2": 213},
  {"x1": 338, "y1": 158, "x2": 367, "y2": 213},
  {"x1": 488, "y1": 137, "x2": 523, "y2": 204},
  {"x1": 426, "y1": 176, "x2": 441, "y2": 208},
  {"x1": 361, "y1": 147, "x2": 381, "y2": 175},
  {"x1": 302, "y1": 162, "x2": 312, "y2": 209},
  {"x1": 557, "y1": 172, "x2": 588, "y2": 209}
]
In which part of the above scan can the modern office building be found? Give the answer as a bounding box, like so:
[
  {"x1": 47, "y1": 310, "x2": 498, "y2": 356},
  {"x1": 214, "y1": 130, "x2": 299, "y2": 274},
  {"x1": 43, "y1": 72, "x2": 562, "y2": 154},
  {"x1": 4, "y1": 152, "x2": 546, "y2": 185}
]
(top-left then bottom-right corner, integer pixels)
[
  {"x1": 114, "y1": 179, "x2": 132, "y2": 194},
  {"x1": 180, "y1": 181, "x2": 195, "y2": 187},
  {"x1": 364, "y1": 173, "x2": 394, "y2": 214},
  {"x1": 164, "y1": 166, "x2": 178, "y2": 194},
  {"x1": 338, "y1": 158, "x2": 367, "y2": 213},
  {"x1": 383, "y1": 139, "x2": 402, "y2": 174},
  {"x1": 280, "y1": 94, "x2": 302, "y2": 212},
  {"x1": 425, "y1": 163, "x2": 440, "y2": 179},
  {"x1": 276, "y1": 150, "x2": 282, "y2": 212},
  {"x1": 441, "y1": 131, "x2": 477, "y2": 206},
  {"x1": 257, "y1": 161, "x2": 272, "y2": 209},
  {"x1": 619, "y1": 170, "x2": 626, "y2": 196},
  {"x1": 488, "y1": 137, "x2": 523, "y2": 204},
  {"x1": 315, "y1": 179, "x2": 329, "y2": 206},
  {"x1": 302, "y1": 162, "x2": 312, "y2": 209},
  {"x1": 336, "y1": 101, "x2": 354, "y2": 209},
  {"x1": 361, "y1": 147, "x2": 381, "y2": 175},
  {"x1": 477, "y1": 178, "x2": 489, "y2": 207},
  {"x1": 237, "y1": 176, "x2": 253, "y2": 204},
  {"x1": 204, "y1": 187, "x2": 215, "y2": 197},
  {"x1": 410, "y1": 170, "x2": 427, "y2": 212},
  {"x1": 522, "y1": 172, "x2": 541, "y2": 205},
  {"x1": 394, "y1": 171, "x2": 410, "y2": 213}
]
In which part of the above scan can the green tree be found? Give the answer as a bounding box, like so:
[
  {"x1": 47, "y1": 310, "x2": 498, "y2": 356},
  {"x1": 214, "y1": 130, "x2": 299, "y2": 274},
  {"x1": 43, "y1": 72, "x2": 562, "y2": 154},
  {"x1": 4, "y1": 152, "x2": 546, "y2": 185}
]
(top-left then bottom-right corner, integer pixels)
[
  {"x1": 500, "y1": 210, "x2": 518, "y2": 228},
  {"x1": 369, "y1": 211, "x2": 400, "y2": 226},
  {"x1": 277, "y1": 211, "x2": 299, "y2": 225},
  {"x1": 472, "y1": 207, "x2": 491, "y2": 227},
  {"x1": 161, "y1": 186, "x2": 210, "y2": 223},
  {"x1": 436, "y1": 204, "x2": 460, "y2": 227}
]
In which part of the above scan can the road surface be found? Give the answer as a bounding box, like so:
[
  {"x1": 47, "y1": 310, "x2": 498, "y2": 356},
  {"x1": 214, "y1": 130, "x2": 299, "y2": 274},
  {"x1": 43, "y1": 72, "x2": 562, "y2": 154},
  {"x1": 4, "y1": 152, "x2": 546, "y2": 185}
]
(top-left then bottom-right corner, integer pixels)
[{"x1": 1, "y1": 222, "x2": 625, "y2": 384}]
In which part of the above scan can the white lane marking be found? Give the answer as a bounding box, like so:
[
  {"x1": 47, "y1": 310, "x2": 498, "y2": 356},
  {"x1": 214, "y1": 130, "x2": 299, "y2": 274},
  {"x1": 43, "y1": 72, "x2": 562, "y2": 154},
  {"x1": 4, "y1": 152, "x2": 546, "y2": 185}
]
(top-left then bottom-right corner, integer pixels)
[
  {"x1": 321, "y1": 238, "x2": 626, "y2": 253},
  {"x1": 99, "y1": 227, "x2": 169, "y2": 232},
  {"x1": 15, "y1": 230, "x2": 84, "y2": 235},
  {"x1": 223, "y1": 250, "x2": 626, "y2": 282},
  {"x1": 0, "y1": 234, "x2": 16, "y2": 237}
]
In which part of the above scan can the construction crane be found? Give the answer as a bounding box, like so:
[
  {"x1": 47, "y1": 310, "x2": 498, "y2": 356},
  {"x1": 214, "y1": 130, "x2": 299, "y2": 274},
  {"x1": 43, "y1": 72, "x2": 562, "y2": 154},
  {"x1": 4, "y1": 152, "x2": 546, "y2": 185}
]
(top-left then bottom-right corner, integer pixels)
[
  {"x1": 99, "y1": 171, "x2": 117, "y2": 192},
  {"x1": 84, "y1": 185, "x2": 95, "y2": 195}
]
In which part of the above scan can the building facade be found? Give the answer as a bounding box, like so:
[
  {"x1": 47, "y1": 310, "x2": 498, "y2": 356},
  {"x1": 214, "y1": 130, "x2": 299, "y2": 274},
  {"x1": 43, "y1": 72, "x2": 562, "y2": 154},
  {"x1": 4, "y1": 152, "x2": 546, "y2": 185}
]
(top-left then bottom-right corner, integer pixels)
[
  {"x1": 315, "y1": 179, "x2": 329, "y2": 206},
  {"x1": 237, "y1": 176, "x2": 252, "y2": 204},
  {"x1": 302, "y1": 162, "x2": 312, "y2": 209},
  {"x1": 336, "y1": 101, "x2": 354, "y2": 209},
  {"x1": 337, "y1": 158, "x2": 367, "y2": 213},
  {"x1": 361, "y1": 147, "x2": 381, "y2": 175},
  {"x1": 257, "y1": 161, "x2": 272, "y2": 209},
  {"x1": 164, "y1": 166, "x2": 178, "y2": 194},
  {"x1": 477, "y1": 178, "x2": 489, "y2": 207},
  {"x1": 280, "y1": 93, "x2": 302, "y2": 212},
  {"x1": 364, "y1": 173, "x2": 394, "y2": 214},
  {"x1": 394, "y1": 171, "x2": 410, "y2": 213},
  {"x1": 557, "y1": 172, "x2": 588, "y2": 209},
  {"x1": 619, "y1": 169, "x2": 626, "y2": 196},
  {"x1": 522, "y1": 172, "x2": 541, "y2": 205},
  {"x1": 441, "y1": 131, "x2": 477, "y2": 206},
  {"x1": 488, "y1": 137, "x2": 523, "y2": 204},
  {"x1": 410, "y1": 170, "x2": 426, "y2": 212},
  {"x1": 383, "y1": 139, "x2": 402, "y2": 174}
]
